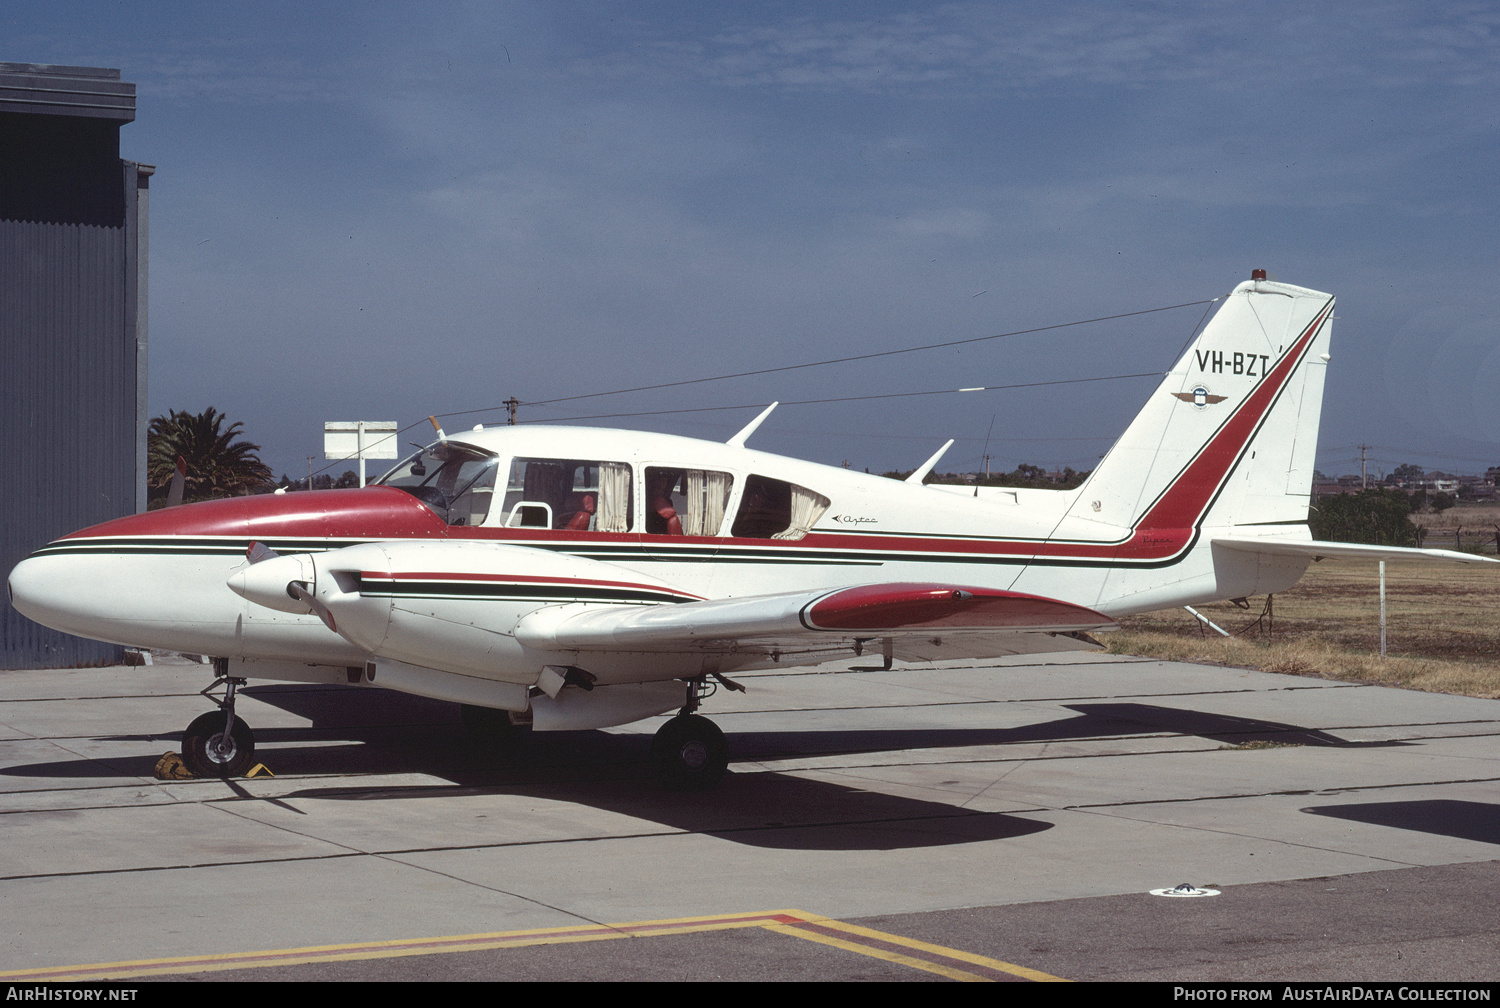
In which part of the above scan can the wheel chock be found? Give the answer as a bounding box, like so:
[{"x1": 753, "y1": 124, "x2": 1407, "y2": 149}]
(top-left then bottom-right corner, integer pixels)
[
  {"x1": 244, "y1": 763, "x2": 274, "y2": 778},
  {"x1": 154, "y1": 752, "x2": 195, "y2": 780}
]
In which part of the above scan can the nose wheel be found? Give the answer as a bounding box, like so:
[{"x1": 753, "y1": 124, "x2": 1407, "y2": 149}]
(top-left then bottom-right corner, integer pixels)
[
  {"x1": 180, "y1": 667, "x2": 257, "y2": 777},
  {"x1": 181, "y1": 711, "x2": 256, "y2": 777},
  {"x1": 649, "y1": 714, "x2": 727, "y2": 790}
]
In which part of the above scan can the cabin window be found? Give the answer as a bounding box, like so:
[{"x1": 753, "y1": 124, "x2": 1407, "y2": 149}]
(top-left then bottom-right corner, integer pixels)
[
  {"x1": 645, "y1": 468, "x2": 734, "y2": 536},
  {"x1": 378, "y1": 442, "x2": 499, "y2": 526},
  {"x1": 731, "y1": 475, "x2": 830, "y2": 540},
  {"x1": 501, "y1": 458, "x2": 633, "y2": 532}
]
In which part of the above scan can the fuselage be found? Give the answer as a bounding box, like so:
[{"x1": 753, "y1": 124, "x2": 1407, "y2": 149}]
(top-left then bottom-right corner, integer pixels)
[
  {"x1": 8, "y1": 422, "x2": 1305, "y2": 677},
  {"x1": 11, "y1": 277, "x2": 1341, "y2": 689}
]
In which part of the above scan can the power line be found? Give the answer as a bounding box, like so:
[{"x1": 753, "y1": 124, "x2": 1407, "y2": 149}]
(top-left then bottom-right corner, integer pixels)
[
  {"x1": 509, "y1": 371, "x2": 1165, "y2": 426},
  {"x1": 295, "y1": 296, "x2": 1211, "y2": 482},
  {"x1": 434, "y1": 298, "x2": 1216, "y2": 424}
]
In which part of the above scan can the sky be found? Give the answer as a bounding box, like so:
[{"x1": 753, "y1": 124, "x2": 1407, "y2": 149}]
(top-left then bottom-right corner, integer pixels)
[{"x1": 9, "y1": 1, "x2": 1500, "y2": 483}]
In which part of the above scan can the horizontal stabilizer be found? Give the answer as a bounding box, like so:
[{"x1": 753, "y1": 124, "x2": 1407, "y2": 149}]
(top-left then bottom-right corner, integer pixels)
[
  {"x1": 515, "y1": 581, "x2": 1117, "y2": 654},
  {"x1": 1212, "y1": 536, "x2": 1500, "y2": 565}
]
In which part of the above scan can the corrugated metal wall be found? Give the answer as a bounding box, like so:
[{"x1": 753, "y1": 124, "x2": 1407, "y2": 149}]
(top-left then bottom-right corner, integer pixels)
[{"x1": 0, "y1": 68, "x2": 141, "y2": 669}]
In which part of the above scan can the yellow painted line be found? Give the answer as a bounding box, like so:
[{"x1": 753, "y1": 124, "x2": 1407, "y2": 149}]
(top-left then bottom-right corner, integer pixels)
[
  {"x1": 0, "y1": 908, "x2": 1067, "y2": 983},
  {"x1": 782, "y1": 911, "x2": 1071, "y2": 982},
  {"x1": 0, "y1": 911, "x2": 805, "y2": 982},
  {"x1": 763, "y1": 923, "x2": 994, "y2": 982}
]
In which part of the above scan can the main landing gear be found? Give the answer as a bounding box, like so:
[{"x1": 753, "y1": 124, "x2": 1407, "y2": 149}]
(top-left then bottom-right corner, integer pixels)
[
  {"x1": 649, "y1": 714, "x2": 727, "y2": 790},
  {"x1": 180, "y1": 661, "x2": 257, "y2": 778},
  {"x1": 648, "y1": 674, "x2": 741, "y2": 790}
]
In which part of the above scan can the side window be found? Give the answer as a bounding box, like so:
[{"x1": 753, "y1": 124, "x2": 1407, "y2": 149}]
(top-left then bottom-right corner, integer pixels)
[
  {"x1": 731, "y1": 475, "x2": 830, "y2": 540},
  {"x1": 645, "y1": 468, "x2": 734, "y2": 536},
  {"x1": 500, "y1": 459, "x2": 633, "y2": 531}
]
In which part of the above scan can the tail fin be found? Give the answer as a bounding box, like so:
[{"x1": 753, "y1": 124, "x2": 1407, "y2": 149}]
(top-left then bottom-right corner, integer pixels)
[{"x1": 1071, "y1": 277, "x2": 1334, "y2": 533}]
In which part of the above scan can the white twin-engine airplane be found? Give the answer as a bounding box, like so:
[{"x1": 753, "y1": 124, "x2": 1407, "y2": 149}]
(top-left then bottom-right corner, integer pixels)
[{"x1": 9, "y1": 274, "x2": 1491, "y2": 787}]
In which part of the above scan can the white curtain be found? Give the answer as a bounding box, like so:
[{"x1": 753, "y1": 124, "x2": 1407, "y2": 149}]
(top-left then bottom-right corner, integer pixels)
[
  {"x1": 598, "y1": 462, "x2": 632, "y2": 532},
  {"x1": 685, "y1": 470, "x2": 733, "y2": 536},
  {"x1": 772, "y1": 484, "x2": 830, "y2": 540}
]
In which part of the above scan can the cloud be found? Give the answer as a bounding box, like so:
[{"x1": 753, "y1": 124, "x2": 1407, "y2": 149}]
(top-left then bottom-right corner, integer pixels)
[{"x1": 664, "y1": 2, "x2": 1500, "y2": 95}]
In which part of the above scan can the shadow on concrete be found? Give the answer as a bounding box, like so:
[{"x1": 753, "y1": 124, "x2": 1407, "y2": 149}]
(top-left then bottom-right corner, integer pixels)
[
  {"x1": 284, "y1": 770, "x2": 1056, "y2": 851},
  {"x1": 1059, "y1": 703, "x2": 1386, "y2": 748},
  {"x1": 3, "y1": 691, "x2": 1383, "y2": 784},
  {"x1": 0, "y1": 689, "x2": 1392, "y2": 851},
  {"x1": 1301, "y1": 800, "x2": 1500, "y2": 845}
]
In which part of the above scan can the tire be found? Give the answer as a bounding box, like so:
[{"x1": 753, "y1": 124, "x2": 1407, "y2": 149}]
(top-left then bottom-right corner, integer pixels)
[
  {"x1": 181, "y1": 711, "x2": 256, "y2": 777},
  {"x1": 649, "y1": 714, "x2": 728, "y2": 790}
]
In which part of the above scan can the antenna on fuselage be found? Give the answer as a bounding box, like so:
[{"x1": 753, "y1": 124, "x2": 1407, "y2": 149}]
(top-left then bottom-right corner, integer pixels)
[
  {"x1": 976, "y1": 413, "x2": 996, "y2": 497},
  {"x1": 726, "y1": 402, "x2": 778, "y2": 447},
  {"x1": 428, "y1": 416, "x2": 447, "y2": 443},
  {"x1": 906, "y1": 439, "x2": 954, "y2": 485}
]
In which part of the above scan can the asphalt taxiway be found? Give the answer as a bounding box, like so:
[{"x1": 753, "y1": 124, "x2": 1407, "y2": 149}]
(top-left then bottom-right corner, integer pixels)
[{"x1": 0, "y1": 652, "x2": 1496, "y2": 982}]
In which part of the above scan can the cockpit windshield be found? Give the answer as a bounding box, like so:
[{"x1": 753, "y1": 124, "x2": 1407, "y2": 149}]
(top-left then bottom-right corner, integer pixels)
[{"x1": 377, "y1": 442, "x2": 499, "y2": 526}]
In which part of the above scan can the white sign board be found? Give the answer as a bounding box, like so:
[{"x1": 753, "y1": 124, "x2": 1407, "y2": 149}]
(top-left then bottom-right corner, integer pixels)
[{"x1": 324, "y1": 421, "x2": 399, "y2": 461}]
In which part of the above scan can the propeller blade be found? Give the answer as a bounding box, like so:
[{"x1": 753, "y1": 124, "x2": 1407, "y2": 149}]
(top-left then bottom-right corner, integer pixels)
[
  {"x1": 287, "y1": 581, "x2": 337, "y2": 633},
  {"x1": 167, "y1": 455, "x2": 186, "y2": 508},
  {"x1": 245, "y1": 541, "x2": 279, "y2": 565}
]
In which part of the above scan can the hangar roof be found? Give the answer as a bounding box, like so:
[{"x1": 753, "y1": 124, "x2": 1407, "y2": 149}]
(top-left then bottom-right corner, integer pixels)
[{"x1": 0, "y1": 63, "x2": 135, "y2": 122}]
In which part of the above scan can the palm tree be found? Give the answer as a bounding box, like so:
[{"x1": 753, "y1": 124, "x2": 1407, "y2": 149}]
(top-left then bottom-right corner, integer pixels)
[{"x1": 146, "y1": 408, "x2": 274, "y2": 506}]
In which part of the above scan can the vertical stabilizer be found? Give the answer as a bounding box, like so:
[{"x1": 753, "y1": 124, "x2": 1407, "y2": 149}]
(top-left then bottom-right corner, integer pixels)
[{"x1": 1069, "y1": 278, "x2": 1334, "y2": 534}]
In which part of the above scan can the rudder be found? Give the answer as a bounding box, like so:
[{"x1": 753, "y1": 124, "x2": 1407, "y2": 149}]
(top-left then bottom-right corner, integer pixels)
[{"x1": 1069, "y1": 277, "x2": 1335, "y2": 534}]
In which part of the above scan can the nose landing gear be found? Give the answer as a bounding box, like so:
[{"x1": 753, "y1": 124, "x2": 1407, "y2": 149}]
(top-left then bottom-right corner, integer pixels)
[{"x1": 179, "y1": 662, "x2": 257, "y2": 778}]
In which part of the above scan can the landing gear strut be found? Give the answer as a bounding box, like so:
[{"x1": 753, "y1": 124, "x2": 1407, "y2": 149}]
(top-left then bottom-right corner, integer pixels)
[
  {"x1": 648, "y1": 676, "x2": 733, "y2": 790},
  {"x1": 180, "y1": 661, "x2": 256, "y2": 777}
]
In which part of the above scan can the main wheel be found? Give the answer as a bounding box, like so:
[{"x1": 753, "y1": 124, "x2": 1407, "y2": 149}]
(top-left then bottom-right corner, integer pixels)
[
  {"x1": 649, "y1": 714, "x2": 728, "y2": 790},
  {"x1": 181, "y1": 711, "x2": 256, "y2": 777}
]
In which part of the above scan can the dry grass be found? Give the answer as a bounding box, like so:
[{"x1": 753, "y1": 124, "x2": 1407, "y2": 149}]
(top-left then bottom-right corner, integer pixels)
[
  {"x1": 1411, "y1": 501, "x2": 1500, "y2": 544},
  {"x1": 1110, "y1": 557, "x2": 1500, "y2": 699}
]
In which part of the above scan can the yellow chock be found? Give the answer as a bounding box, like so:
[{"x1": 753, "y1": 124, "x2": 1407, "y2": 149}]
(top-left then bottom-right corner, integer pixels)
[
  {"x1": 244, "y1": 763, "x2": 275, "y2": 778},
  {"x1": 154, "y1": 752, "x2": 194, "y2": 780}
]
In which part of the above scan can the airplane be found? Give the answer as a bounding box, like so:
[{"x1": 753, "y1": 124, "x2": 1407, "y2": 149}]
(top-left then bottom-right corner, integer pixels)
[{"x1": 9, "y1": 272, "x2": 1494, "y2": 789}]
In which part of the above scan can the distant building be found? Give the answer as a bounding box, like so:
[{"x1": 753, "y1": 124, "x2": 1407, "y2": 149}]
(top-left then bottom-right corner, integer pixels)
[
  {"x1": 1311, "y1": 480, "x2": 1348, "y2": 500},
  {"x1": 0, "y1": 64, "x2": 150, "y2": 668}
]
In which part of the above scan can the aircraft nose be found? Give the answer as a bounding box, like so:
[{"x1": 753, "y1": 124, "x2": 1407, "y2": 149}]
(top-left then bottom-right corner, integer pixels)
[
  {"x1": 226, "y1": 553, "x2": 316, "y2": 615},
  {"x1": 8, "y1": 550, "x2": 112, "y2": 639}
]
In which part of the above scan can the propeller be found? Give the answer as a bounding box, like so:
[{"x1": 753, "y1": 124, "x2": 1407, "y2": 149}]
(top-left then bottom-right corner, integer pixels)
[
  {"x1": 235, "y1": 542, "x2": 337, "y2": 631},
  {"x1": 167, "y1": 455, "x2": 186, "y2": 508},
  {"x1": 287, "y1": 580, "x2": 337, "y2": 633},
  {"x1": 245, "y1": 541, "x2": 279, "y2": 565}
]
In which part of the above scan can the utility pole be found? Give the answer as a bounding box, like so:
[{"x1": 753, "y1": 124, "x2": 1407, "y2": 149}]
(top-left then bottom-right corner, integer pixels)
[
  {"x1": 504, "y1": 397, "x2": 519, "y2": 425},
  {"x1": 1359, "y1": 444, "x2": 1371, "y2": 489}
]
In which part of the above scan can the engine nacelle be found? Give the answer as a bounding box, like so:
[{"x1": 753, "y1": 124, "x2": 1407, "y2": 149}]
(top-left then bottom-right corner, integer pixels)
[{"x1": 230, "y1": 539, "x2": 698, "y2": 685}]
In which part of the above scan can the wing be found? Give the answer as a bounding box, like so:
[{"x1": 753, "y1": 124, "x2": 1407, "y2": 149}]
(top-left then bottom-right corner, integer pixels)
[
  {"x1": 515, "y1": 581, "x2": 1117, "y2": 661},
  {"x1": 1212, "y1": 535, "x2": 1500, "y2": 565}
]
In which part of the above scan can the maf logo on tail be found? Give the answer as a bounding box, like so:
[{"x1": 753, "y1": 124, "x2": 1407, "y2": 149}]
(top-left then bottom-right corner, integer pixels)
[{"x1": 1171, "y1": 386, "x2": 1228, "y2": 409}]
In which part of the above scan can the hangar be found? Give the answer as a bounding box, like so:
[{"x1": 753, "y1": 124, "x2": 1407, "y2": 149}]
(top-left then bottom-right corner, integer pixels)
[{"x1": 0, "y1": 63, "x2": 150, "y2": 668}]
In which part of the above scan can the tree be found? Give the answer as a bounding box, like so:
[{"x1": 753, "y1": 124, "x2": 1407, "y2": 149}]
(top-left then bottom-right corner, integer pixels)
[
  {"x1": 1308, "y1": 489, "x2": 1418, "y2": 546},
  {"x1": 1391, "y1": 462, "x2": 1425, "y2": 483},
  {"x1": 147, "y1": 407, "x2": 273, "y2": 507}
]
